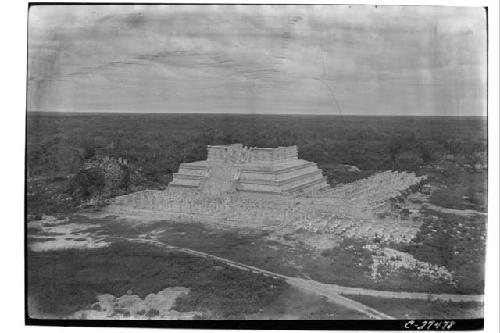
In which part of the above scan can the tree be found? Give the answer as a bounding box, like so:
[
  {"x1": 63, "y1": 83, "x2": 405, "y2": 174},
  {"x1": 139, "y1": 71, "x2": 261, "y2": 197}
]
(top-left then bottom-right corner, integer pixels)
[
  {"x1": 70, "y1": 168, "x2": 105, "y2": 201},
  {"x1": 82, "y1": 139, "x2": 96, "y2": 161},
  {"x1": 119, "y1": 166, "x2": 131, "y2": 191},
  {"x1": 417, "y1": 142, "x2": 433, "y2": 164},
  {"x1": 389, "y1": 138, "x2": 403, "y2": 170}
]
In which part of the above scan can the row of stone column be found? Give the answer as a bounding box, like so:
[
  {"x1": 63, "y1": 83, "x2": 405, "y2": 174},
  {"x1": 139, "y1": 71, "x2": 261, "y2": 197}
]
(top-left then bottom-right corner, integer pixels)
[{"x1": 114, "y1": 189, "x2": 330, "y2": 225}]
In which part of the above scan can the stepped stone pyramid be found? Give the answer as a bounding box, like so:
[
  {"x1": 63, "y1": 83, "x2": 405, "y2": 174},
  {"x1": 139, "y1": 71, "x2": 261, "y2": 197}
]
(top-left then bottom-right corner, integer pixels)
[{"x1": 169, "y1": 144, "x2": 329, "y2": 195}]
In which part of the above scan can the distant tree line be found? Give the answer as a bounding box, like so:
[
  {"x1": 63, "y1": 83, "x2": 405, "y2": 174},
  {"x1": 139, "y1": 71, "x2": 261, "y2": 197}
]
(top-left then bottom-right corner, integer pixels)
[{"x1": 26, "y1": 114, "x2": 487, "y2": 212}]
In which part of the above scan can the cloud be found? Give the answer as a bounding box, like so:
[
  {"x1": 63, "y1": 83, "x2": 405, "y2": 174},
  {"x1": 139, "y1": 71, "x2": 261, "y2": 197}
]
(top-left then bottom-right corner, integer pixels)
[{"x1": 28, "y1": 4, "x2": 486, "y2": 116}]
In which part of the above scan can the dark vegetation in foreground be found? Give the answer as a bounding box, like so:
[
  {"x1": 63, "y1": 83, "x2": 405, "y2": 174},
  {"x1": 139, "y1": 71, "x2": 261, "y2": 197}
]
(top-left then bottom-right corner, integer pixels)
[
  {"x1": 247, "y1": 287, "x2": 367, "y2": 320},
  {"x1": 346, "y1": 295, "x2": 483, "y2": 319},
  {"x1": 394, "y1": 212, "x2": 486, "y2": 294},
  {"x1": 427, "y1": 164, "x2": 487, "y2": 212},
  {"x1": 28, "y1": 242, "x2": 286, "y2": 319},
  {"x1": 26, "y1": 113, "x2": 486, "y2": 214},
  {"x1": 156, "y1": 222, "x2": 482, "y2": 294},
  {"x1": 28, "y1": 213, "x2": 484, "y2": 296},
  {"x1": 27, "y1": 241, "x2": 364, "y2": 319}
]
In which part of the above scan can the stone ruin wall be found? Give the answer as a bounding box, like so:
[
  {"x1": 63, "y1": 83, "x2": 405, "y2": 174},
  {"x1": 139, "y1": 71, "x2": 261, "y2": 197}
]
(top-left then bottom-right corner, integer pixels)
[
  {"x1": 109, "y1": 171, "x2": 427, "y2": 242},
  {"x1": 176, "y1": 166, "x2": 206, "y2": 177},
  {"x1": 170, "y1": 144, "x2": 327, "y2": 195},
  {"x1": 314, "y1": 171, "x2": 427, "y2": 204},
  {"x1": 238, "y1": 162, "x2": 318, "y2": 182},
  {"x1": 207, "y1": 144, "x2": 298, "y2": 164},
  {"x1": 106, "y1": 144, "x2": 428, "y2": 242},
  {"x1": 275, "y1": 163, "x2": 318, "y2": 181},
  {"x1": 110, "y1": 188, "x2": 301, "y2": 226},
  {"x1": 110, "y1": 185, "x2": 345, "y2": 229},
  {"x1": 236, "y1": 170, "x2": 325, "y2": 194}
]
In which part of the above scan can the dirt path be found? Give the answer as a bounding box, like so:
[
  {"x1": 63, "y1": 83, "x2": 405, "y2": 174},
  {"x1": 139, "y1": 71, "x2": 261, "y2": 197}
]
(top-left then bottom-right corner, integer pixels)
[
  {"x1": 423, "y1": 203, "x2": 487, "y2": 217},
  {"x1": 115, "y1": 237, "x2": 483, "y2": 319},
  {"x1": 121, "y1": 237, "x2": 392, "y2": 319}
]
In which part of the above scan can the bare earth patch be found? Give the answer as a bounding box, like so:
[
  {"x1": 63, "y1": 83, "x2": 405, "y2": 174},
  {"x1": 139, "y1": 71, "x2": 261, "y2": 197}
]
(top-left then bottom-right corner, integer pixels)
[{"x1": 28, "y1": 215, "x2": 109, "y2": 252}]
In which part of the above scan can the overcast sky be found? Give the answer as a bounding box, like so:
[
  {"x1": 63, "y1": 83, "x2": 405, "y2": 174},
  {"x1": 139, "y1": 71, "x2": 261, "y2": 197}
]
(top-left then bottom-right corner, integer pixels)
[{"x1": 28, "y1": 5, "x2": 487, "y2": 116}]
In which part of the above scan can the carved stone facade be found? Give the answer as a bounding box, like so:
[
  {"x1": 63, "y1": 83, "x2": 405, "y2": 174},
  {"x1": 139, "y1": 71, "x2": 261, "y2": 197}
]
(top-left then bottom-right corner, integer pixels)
[
  {"x1": 206, "y1": 144, "x2": 298, "y2": 164},
  {"x1": 168, "y1": 144, "x2": 328, "y2": 195}
]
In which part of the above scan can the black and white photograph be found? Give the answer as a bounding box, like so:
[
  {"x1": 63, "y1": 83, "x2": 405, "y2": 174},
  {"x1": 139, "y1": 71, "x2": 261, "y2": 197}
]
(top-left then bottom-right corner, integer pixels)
[{"x1": 23, "y1": 1, "x2": 495, "y2": 329}]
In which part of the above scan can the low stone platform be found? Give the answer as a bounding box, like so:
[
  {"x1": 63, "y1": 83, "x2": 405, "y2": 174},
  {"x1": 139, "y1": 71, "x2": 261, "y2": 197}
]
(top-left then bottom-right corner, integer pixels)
[{"x1": 109, "y1": 170, "x2": 427, "y2": 243}]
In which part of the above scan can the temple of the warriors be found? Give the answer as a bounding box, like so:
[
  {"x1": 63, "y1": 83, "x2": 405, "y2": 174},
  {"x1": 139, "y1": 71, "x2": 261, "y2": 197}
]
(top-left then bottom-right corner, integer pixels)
[
  {"x1": 109, "y1": 143, "x2": 426, "y2": 242},
  {"x1": 168, "y1": 144, "x2": 329, "y2": 195}
]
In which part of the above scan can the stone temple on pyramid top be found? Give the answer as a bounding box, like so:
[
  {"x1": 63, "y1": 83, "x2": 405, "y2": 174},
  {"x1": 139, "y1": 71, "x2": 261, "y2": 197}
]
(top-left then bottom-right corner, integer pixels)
[{"x1": 168, "y1": 144, "x2": 329, "y2": 196}]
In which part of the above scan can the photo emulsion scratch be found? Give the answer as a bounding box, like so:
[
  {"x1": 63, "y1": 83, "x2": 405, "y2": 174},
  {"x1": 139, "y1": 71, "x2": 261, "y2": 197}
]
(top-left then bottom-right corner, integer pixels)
[{"x1": 26, "y1": 4, "x2": 487, "y2": 328}]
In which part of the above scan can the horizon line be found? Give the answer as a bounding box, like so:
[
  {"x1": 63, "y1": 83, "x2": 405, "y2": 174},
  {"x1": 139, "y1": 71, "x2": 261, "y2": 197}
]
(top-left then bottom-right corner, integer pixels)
[{"x1": 26, "y1": 111, "x2": 487, "y2": 117}]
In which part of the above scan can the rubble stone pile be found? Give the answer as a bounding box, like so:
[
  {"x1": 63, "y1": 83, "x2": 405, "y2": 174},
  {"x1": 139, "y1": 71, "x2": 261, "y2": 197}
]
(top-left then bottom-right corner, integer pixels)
[
  {"x1": 364, "y1": 245, "x2": 456, "y2": 285},
  {"x1": 317, "y1": 171, "x2": 426, "y2": 204},
  {"x1": 69, "y1": 287, "x2": 199, "y2": 320}
]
